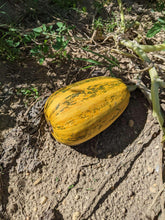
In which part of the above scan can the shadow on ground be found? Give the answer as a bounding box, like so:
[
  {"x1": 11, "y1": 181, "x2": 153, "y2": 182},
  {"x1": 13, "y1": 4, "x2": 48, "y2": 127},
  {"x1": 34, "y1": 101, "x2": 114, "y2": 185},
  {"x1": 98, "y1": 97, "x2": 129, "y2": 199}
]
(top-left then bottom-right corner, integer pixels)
[{"x1": 73, "y1": 90, "x2": 148, "y2": 158}]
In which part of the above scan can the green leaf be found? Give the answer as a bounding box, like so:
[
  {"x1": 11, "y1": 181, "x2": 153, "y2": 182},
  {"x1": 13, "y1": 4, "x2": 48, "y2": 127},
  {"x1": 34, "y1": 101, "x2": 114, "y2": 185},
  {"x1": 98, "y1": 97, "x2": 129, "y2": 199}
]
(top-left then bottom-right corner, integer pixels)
[
  {"x1": 39, "y1": 57, "x2": 45, "y2": 64},
  {"x1": 14, "y1": 42, "x2": 20, "y2": 47},
  {"x1": 43, "y1": 45, "x2": 49, "y2": 54},
  {"x1": 82, "y1": 48, "x2": 119, "y2": 66},
  {"x1": 23, "y1": 34, "x2": 32, "y2": 43},
  {"x1": 9, "y1": 28, "x2": 17, "y2": 32},
  {"x1": 68, "y1": 184, "x2": 74, "y2": 189},
  {"x1": 147, "y1": 23, "x2": 162, "y2": 38},
  {"x1": 76, "y1": 57, "x2": 104, "y2": 66},
  {"x1": 42, "y1": 24, "x2": 47, "y2": 32},
  {"x1": 81, "y1": 65, "x2": 95, "y2": 69},
  {"x1": 49, "y1": 25, "x2": 53, "y2": 31},
  {"x1": 158, "y1": 18, "x2": 165, "y2": 24},
  {"x1": 5, "y1": 39, "x2": 20, "y2": 47},
  {"x1": 30, "y1": 47, "x2": 39, "y2": 55},
  {"x1": 53, "y1": 36, "x2": 68, "y2": 50},
  {"x1": 0, "y1": 2, "x2": 7, "y2": 10},
  {"x1": 56, "y1": 22, "x2": 64, "y2": 28},
  {"x1": 162, "y1": 25, "x2": 165, "y2": 30},
  {"x1": 86, "y1": 188, "x2": 94, "y2": 191},
  {"x1": 33, "y1": 27, "x2": 43, "y2": 33},
  {"x1": 0, "y1": 11, "x2": 6, "y2": 15}
]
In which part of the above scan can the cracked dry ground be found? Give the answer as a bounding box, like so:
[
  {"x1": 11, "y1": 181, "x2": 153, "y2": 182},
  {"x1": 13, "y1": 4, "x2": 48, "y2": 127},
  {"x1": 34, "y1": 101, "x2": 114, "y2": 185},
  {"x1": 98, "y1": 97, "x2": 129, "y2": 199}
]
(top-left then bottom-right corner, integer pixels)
[
  {"x1": 0, "y1": 1, "x2": 165, "y2": 220},
  {"x1": 0, "y1": 58, "x2": 164, "y2": 220}
]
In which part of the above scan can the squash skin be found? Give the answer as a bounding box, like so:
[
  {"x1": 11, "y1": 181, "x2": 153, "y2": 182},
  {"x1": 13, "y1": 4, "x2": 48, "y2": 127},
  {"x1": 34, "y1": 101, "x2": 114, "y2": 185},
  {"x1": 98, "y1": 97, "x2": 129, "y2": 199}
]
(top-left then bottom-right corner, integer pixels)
[{"x1": 44, "y1": 76, "x2": 130, "y2": 146}]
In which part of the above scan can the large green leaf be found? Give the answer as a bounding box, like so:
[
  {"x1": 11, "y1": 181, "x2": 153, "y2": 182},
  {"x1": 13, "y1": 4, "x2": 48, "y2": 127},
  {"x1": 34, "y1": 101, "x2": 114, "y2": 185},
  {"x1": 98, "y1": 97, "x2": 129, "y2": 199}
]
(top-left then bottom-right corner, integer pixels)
[{"x1": 147, "y1": 23, "x2": 163, "y2": 38}]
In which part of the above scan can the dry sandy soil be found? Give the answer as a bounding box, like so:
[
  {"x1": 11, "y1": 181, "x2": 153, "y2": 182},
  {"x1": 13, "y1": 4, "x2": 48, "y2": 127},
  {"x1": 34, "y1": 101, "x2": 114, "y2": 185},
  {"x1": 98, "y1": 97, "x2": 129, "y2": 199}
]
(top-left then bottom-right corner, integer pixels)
[{"x1": 0, "y1": 0, "x2": 165, "y2": 220}]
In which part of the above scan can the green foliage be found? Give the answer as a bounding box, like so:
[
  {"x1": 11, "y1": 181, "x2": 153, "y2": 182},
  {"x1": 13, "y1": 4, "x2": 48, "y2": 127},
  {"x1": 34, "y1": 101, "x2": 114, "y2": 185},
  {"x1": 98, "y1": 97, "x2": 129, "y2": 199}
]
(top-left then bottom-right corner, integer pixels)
[
  {"x1": 68, "y1": 184, "x2": 74, "y2": 189},
  {"x1": 77, "y1": 48, "x2": 119, "y2": 73},
  {"x1": 147, "y1": 14, "x2": 165, "y2": 38},
  {"x1": 147, "y1": 2, "x2": 165, "y2": 38},
  {"x1": 28, "y1": 22, "x2": 70, "y2": 64},
  {"x1": 105, "y1": 17, "x2": 118, "y2": 33},
  {"x1": 0, "y1": 27, "x2": 22, "y2": 61},
  {"x1": 155, "y1": 2, "x2": 165, "y2": 12},
  {"x1": 0, "y1": 2, "x2": 7, "y2": 15},
  {"x1": 94, "y1": 15, "x2": 117, "y2": 33},
  {"x1": 0, "y1": 22, "x2": 71, "y2": 63},
  {"x1": 94, "y1": 17, "x2": 104, "y2": 30},
  {"x1": 16, "y1": 87, "x2": 39, "y2": 99}
]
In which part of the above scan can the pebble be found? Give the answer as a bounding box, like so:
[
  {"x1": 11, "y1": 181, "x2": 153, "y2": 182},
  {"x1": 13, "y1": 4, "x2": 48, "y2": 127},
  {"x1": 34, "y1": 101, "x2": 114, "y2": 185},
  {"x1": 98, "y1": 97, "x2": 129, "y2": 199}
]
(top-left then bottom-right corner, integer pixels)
[
  {"x1": 3, "y1": 87, "x2": 9, "y2": 93},
  {"x1": 40, "y1": 196, "x2": 48, "y2": 205},
  {"x1": 147, "y1": 166, "x2": 154, "y2": 174},
  {"x1": 80, "y1": 170, "x2": 86, "y2": 176},
  {"x1": 122, "y1": 207, "x2": 127, "y2": 213},
  {"x1": 128, "y1": 191, "x2": 135, "y2": 197},
  {"x1": 129, "y1": 119, "x2": 134, "y2": 127},
  {"x1": 105, "y1": 171, "x2": 109, "y2": 175},
  {"x1": 26, "y1": 172, "x2": 30, "y2": 176},
  {"x1": 155, "y1": 145, "x2": 159, "y2": 149},
  {"x1": 8, "y1": 187, "x2": 13, "y2": 194},
  {"x1": 57, "y1": 189, "x2": 62, "y2": 194},
  {"x1": 33, "y1": 178, "x2": 42, "y2": 186},
  {"x1": 72, "y1": 212, "x2": 81, "y2": 220},
  {"x1": 155, "y1": 165, "x2": 159, "y2": 172},
  {"x1": 75, "y1": 195, "x2": 80, "y2": 200},
  {"x1": 149, "y1": 184, "x2": 158, "y2": 193},
  {"x1": 33, "y1": 207, "x2": 37, "y2": 212}
]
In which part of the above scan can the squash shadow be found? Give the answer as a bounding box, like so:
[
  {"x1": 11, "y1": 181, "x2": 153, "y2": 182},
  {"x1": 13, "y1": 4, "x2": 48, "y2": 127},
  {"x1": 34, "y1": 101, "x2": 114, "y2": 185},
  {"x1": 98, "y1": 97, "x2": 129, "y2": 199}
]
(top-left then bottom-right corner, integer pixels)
[{"x1": 72, "y1": 90, "x2": 148, "y2": 158}]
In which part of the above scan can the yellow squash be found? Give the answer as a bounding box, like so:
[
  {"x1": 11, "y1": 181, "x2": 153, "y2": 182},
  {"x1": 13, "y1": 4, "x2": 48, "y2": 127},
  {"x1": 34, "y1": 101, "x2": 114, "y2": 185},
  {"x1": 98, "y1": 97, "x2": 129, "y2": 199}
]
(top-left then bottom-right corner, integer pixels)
[{"x1": 44, "y1": 76, "x2": 130, "y2": 146}]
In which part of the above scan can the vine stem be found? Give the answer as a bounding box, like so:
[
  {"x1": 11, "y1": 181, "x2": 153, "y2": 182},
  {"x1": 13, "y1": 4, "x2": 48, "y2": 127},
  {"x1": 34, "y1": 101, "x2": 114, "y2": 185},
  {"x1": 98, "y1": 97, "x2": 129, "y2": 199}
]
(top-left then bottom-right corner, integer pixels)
[
  {"x1": 140, "y1": 43, "x2": 165, "y2": 52},
  {"x1": 120, "y1": 39, "x2": 165, "y2": 139},
  {"x1": 117, "y1": 0, "x2": 125, "y2": 32}
]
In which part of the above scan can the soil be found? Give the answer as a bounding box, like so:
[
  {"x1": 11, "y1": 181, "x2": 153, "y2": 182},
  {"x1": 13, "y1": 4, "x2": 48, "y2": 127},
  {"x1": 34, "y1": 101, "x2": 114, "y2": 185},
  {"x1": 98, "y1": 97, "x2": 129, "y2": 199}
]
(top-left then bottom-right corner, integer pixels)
[{"x1": 0, "y1": 1, "x2": 165, "y2": 220}]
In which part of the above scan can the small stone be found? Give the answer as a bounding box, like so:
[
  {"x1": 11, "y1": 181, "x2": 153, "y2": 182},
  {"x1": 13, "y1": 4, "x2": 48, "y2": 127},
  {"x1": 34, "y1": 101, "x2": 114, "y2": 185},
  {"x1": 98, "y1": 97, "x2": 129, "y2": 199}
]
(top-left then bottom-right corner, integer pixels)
[
  {"x1": 107, "y1": 154, "x2": 112, "y2": 158},
  {"x1": 57, "y1": 189, "x2": 62, "y2": 194},
  {"x1": 8, "y1": 187, "x2": 13, "y2": 194},
  {"x1": 3, "y1": 87, "x2": 9, "y2": 93},
  {"x1": 147, "y1": 166, "x2": 154, "y2": 174},
  {"x1": 72, "y1": 212, "x2": 81, "y2": 220},
  {"x1": 33, "y1": 207, "x2": 37, "y2": 212},
  {"x1": 149, "y1": 184, "x2": 157, "y2": 193},
  {"x1": 129, "y1": 120, "x2": 134, "y2": 127},
  {"x1": 75, "y1": 195, "x2": 80, "y2": 200},
  {"x1": 33, "y1": 178, "x2": 42, "y2": 186},
  {"x1": 122, "y1": 207, "x2": 127, "y2": 213},
  {"x1": 128, "y1": 191, "x2": 135, "y2": 197},
  {"x1": 80, "y1": 170, "x2": 86, "y2": 176},
  {"x1": 155, "y1": 165, "x2": 159, "y2": 172},
  {"x1": 40, "y1": 196, "x2": 48, "y2": 205}
]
